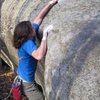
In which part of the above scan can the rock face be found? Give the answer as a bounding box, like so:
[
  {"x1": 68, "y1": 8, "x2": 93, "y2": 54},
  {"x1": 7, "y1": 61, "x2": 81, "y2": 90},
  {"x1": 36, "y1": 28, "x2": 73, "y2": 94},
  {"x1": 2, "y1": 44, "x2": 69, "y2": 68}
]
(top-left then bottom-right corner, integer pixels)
[{"x1": 1, "y1": 0, "x2": 100, "y2": 100}]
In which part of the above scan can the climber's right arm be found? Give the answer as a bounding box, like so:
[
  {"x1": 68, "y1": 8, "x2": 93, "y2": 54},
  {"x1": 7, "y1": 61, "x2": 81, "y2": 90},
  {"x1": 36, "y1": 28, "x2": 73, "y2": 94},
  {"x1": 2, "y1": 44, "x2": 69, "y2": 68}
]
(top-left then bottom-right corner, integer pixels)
[
  {"x1": 32, "y1": 38, "x2": 47, "y2": 61},
  {"x1": 31, "y1": 25, "x2": 50, "y2": 61}
]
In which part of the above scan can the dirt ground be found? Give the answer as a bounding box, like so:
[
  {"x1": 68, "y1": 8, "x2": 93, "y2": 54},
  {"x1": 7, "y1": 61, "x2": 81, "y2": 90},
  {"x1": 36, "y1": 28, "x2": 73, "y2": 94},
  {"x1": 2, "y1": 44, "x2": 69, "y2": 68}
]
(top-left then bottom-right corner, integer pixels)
[
  {"x1": 0, "y1": 70, "x2": 15, "y2": 100},
  {"x1": 0, "y1": 58, "x2": 26, "y2": 100}
]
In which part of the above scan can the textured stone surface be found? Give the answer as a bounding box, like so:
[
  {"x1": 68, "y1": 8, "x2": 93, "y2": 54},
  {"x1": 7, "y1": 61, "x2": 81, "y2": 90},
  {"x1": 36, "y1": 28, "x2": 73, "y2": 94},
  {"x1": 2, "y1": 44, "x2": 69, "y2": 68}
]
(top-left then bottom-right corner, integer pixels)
[
  {"x1": 0, "y1": 0, "x2": 1, "y2": 43},
  {"x1": 1, "y1": 0, "x2": 100, "y2": 100}
]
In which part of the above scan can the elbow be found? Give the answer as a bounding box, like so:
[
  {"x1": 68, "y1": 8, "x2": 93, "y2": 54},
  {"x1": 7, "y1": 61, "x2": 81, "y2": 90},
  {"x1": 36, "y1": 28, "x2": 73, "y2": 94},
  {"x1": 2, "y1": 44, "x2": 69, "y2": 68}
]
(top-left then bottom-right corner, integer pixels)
[
  {"x1": 37, "y1": 55, "x2": 44, "y2": 61},
  {"x1": 32, "y1": 50, "x2": 45, "y2": 61}
]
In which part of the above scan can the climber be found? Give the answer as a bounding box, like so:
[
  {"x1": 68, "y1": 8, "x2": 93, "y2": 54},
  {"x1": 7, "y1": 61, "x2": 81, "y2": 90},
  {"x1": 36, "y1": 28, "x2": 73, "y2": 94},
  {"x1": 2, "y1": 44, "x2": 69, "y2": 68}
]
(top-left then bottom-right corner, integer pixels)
[{"x1": 12, "y1": 0, "x2": 58, "y2": 100}]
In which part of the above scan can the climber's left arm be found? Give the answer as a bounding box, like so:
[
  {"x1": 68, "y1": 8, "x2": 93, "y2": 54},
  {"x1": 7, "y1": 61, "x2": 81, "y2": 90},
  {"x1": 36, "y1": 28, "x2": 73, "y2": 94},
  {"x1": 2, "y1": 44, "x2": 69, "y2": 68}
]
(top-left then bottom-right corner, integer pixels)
[{"x1": 33, "y1": 0, "x2": 57, "y2": 26}]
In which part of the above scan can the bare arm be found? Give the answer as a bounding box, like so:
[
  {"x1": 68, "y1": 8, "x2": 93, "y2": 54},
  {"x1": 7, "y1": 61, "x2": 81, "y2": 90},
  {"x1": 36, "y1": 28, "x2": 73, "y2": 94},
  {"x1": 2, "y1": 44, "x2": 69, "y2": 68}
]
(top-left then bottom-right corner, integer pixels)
[
  {"x1": 32, "y1": 39, "x2": 47, "y2": 61},
  {"x1": 32, "y1": 26, "x2": 49, "y2": 61},
  {"x1": 31, "y1": 1, "x2": 57, "y2": 60},
  {"x1": 34, "y1": 0, "x2": 57, "y2": 25}
]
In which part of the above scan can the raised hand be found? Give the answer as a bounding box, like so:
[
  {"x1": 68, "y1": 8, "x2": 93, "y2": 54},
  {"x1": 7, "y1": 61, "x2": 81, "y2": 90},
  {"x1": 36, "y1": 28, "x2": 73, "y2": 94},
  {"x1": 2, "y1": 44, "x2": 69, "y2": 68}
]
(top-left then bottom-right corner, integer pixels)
[
  {"x1": 43, "y1": 25, "x2": 53, "y2": 39},
  {"x1": 52, "y1": 0, "x2": 58, "y2": 4}
]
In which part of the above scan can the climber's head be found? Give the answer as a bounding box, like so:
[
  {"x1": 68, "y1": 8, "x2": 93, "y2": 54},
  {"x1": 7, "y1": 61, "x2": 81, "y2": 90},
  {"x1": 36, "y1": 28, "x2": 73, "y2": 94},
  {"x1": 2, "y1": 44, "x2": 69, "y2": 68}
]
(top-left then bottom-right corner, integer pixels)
[{"x1": 13, "y1": 21, "x2": 36, "y2": 49}]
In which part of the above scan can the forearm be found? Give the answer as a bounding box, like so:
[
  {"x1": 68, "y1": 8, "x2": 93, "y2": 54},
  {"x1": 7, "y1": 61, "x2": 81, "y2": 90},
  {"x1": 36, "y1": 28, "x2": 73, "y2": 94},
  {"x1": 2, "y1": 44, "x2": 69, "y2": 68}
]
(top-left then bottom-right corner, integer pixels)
[
  {"x1": 38, "y1": 2, "x2": 51, "y2": 19},
  {"x1": 32, "y1": 38, "x2": 47, "y2": 61},
  {"x1": 34, "y1": 0, "x2": 57, "y2": 25},
  {"x1": 38, "y1": 39, "x2": 47, "y2": 59}
]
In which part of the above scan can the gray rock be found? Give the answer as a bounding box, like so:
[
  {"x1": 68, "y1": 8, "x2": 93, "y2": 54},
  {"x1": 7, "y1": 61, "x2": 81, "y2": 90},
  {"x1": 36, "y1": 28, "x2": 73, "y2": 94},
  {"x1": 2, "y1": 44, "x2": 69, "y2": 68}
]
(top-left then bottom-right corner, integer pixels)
[
  {"x1": 1, "y1": 0, "x2": 100, "y2": 100},
  {"x1": 0, "y1": 57, "x2": 2, "y2": 70}
]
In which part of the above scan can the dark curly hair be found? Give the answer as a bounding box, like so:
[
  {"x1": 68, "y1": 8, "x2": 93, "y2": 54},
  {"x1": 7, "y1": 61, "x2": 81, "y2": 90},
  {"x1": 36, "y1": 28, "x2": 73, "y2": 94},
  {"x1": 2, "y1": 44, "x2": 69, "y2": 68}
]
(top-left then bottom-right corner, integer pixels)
[{"x1": 13, "y1": 21, "x2": 35, "y2": 49}]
